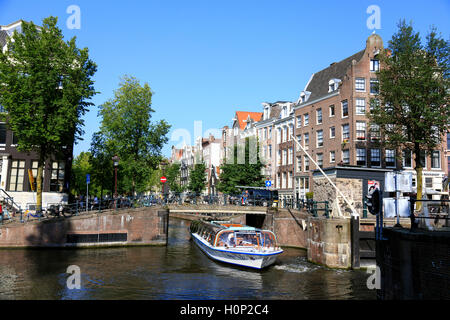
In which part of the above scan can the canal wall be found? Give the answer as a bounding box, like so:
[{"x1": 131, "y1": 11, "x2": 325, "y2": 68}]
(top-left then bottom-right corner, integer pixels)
[
  {"x1": 376, "y1": 227, "x2": 450, "y2": 299},
  {"x1": 264, "y1": 209, "x2": 352, "y2": 269},
  {"x1": 0, "y1": 207, "x2": 169, "y2": 248}
]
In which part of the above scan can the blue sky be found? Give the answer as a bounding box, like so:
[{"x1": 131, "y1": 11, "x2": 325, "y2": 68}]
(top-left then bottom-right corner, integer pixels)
[{"x1": 1, "y1": 0, "x2": 449, "y2": 158}]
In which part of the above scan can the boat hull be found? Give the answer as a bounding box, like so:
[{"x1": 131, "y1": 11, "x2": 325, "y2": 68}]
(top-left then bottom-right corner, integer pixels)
[{"x1": 191, "y1": 233, "x2": 282, "y2": 269}]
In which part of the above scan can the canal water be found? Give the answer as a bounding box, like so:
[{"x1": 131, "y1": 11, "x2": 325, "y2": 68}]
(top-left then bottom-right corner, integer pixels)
[{"x1": 0, "y1": 218, "x2": 376, "y2": 300}]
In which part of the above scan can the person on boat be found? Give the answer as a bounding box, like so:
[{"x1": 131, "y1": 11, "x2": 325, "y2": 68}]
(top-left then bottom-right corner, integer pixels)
[{"x1": 227, "y1": 233, "x2": 236, "y2": 247}]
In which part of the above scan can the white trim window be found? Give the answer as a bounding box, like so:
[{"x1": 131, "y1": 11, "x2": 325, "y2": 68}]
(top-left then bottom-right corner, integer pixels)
[
  {"x1": 370, "y1": 59, "x2": 380, "y2": 72},
  {"x1": 330, "y1": 126, "x2": 335, "y2": 139},
  {"x1": 342, "y1": 100, "x2": 349, "y2": 118},
  {"x1": 296, "y1": 134, "x2": 302, "y2": 151},
  {"x1": 385, "y1": 149, "x2": 396, "y2": 168},
  {"x1": 296, "y1": 115, "x2": 302, "y2": 128},
  {"x1": 371, "y1": 149, "x2": 381, "y2": 167},
  {"x1": 317, "y1": 130, "x2": 323, "y2": 148},
  {"x1": 288, "y1": 148, "x2": 293, "y2": 165},
  {"x1": 342, "y1": 124, "x2": 350, "y2": 141},
  {"x1": 356, "y1": 98, "x2": 365, "y2": 115},
  {"x1": 317, "y1": 153, "x2": 323, "y2": 168},
  {"x1": 282, "y1": 149, "x2": 287, "y2": 165},
  {"x1": 329, "y1": 104, "x2": 335, "y2": 117},
  {"x1": 296, "y1": 156, "x2": 302, "y2": 172},
  {"x1": 304, "y1": 113, "x2": 309, "y2": 126},
  {"x1": 330, "y1": 151, "x2": 336, "y2": 163},
  {"x1": 356, "y1": 121, "x2": 366, "y2": 140},
  {"x1": 342, "y1": 150, "x2": 350, "y2": 164},
  {"x1": 431, "y1": 150, "x2": 441, "y2": 169},
  {"x1": 356, "y1": 148, "x2": 366, "y2": 166},
  {"x1": 355, "y1": 78, "x2": 366, "y2": 92},
  {"x1": 316, "y1": 109, "x2": 322, "y2": 124},
  {"x1": 304, "y1": 133, "x2": 309, "y2": 148},
  {"x1": 402, "y1": 150, "x2": 412, "y2": 168},
  {"x1": 304, "y1": 157, "x2": 310, "y2": 171}
]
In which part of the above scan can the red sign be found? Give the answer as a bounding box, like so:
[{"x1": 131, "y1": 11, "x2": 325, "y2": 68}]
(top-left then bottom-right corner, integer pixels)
[{"x1": 160, "y1": 176, "x2": 167, "y2": 183}]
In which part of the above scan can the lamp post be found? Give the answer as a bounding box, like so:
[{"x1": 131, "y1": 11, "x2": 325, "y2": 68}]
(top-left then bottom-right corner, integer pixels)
[{"x1": 112, "y1": 155, "x2": 120, "y2": 209}]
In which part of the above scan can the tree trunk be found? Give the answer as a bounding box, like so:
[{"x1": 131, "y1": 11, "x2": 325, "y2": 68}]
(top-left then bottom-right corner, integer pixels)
[
  {"x1": 414, "y1": 145, "x2": 423, "y2": 212},
  {"x1": 36, "y1": 164, "x2": 43, "y2": 213}
]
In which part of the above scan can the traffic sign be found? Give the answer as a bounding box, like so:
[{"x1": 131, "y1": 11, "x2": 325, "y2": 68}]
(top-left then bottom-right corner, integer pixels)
[
  {"x1": 265, "y1": 180, "x2": 272, "y2": 187},
  {"x1": 160, "y1": 176, "x2": 167, "y2": 183}
]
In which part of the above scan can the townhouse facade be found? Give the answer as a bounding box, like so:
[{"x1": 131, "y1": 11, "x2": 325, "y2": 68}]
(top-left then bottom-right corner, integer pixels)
[
  {"x1": 293, "y1": 33, "x2": 448, "y2": 199},
  {"x1": 0, "y1": 20, "x2": 72, "y2": 210}
]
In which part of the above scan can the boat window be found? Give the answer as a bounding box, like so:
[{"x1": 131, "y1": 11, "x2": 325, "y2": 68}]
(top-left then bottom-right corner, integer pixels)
[
  {"x1": 235, "y1": 232, "x2": 260, "y2": 247},
  {"x1": 262, "y1": 231, "x2": 275, "y2": 248},
  {"x1": 217, "y1": 231, "x2": 235, "y2": 247}
]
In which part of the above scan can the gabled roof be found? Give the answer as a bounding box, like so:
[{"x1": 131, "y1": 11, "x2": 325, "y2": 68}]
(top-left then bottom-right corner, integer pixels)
[
  {"x1": 235, "y1": 111, "x2": 263, "y2": 130},
  {"x1": 300, "y1": 49, "x2": 365, "y2": 104}
]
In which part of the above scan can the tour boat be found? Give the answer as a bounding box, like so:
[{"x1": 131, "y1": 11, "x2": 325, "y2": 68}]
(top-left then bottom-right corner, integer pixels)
[{"x1": 189, "y1": 220, "x2": 283, "y2": 269}]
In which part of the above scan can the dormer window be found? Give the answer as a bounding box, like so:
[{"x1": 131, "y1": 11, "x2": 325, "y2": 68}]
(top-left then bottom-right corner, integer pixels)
[
  {"x1": 298, "y1": 91, "x2": 311, "y2": 104},
  {"x1": 328, "y1": 79, "x2": 341, "y2": 92}
]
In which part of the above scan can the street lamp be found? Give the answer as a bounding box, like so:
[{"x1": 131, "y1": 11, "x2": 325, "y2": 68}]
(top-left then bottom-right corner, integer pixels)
[{"x1": 112, "y1": 155, "x2": 120, "y2": 208}]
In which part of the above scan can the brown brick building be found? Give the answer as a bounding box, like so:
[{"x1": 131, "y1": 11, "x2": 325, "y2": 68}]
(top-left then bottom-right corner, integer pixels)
[{"x1": 293, "y1": 34, "x2": 448, "y2": 200}]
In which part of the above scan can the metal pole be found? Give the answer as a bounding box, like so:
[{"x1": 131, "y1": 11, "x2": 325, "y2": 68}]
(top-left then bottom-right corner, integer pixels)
[
  {"x1": 86, "y1": 182, "x2": 89, "y2": 212},
  {"x1": 291, "y1": 134, "x2": 359, "y2": 217},
  {"x1": 114, "y1": 166, "x2": 118, "y2": 209}
]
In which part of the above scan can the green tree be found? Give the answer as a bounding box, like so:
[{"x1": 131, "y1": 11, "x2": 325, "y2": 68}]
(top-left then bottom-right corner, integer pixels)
[
  {"x1": 217, "y1": 137, "x2": 265, "y2": 194},
  {"x1": 188, "y1": 162, "x2": 207, "y2": 194},
  {"x1": 166, "y1": 163, "x2": 183, "y2": 193},
  {"x1": 0, "y1": 17, "x2": 97, "y2": 211},
  {"x1": 96, "y1": 75, "x2": 170, "y2": 195},
  {"x1": 89, "y1": 132, "x2": 114, "y2": 198},
  {"x1": 70, "y1": 152, "x2": 92, "y2": 196},
  {"x1": 369, "y1": 20, "x2": 449, "y2": 207}
]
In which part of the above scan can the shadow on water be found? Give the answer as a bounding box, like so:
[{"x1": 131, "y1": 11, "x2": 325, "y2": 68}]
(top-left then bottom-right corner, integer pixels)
[{"x1": 22, "y1": 216, "x2": 78, "y2": 299}]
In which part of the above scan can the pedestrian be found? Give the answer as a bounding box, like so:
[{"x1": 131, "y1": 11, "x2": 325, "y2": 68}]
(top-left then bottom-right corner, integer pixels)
[{"x1": 92, "y1": 196, "x2": 98, "y2": 210}]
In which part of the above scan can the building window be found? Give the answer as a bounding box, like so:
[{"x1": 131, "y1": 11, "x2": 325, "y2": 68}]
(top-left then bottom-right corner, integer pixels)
[
  {"x1": 342, "y1": 150, "x2": 350, "y2": 164},
  {"x1": 317, "y1": 130, "x2": 323, "y2": 148},
  {"x1": 402, "y1": 150, "x2": 412, "y2": 168},
  {"x1": 447, "y1": 133, "x2": 450, "y2": 149},
  {"x1": 277, "y1": 128, "x2": 281, "y2": 144},
  {"x1": 370, "y1": 124, "x2": 381, "y2": 141},
  {"x1": 356, "y1": 98, "x2": 365, "y2": 115},
  {"x1": 296, "y1": 116, "x2": 302, "y2": 128},
  {"x1": 288, "y1": 148, "x2": 293, "y2": 165},
  {"x1": 356, "y1": 148, "x2": 366, "y2": 166},
  {"x1": 425, "y1": 178, "x2": 433, "y2": 188},
  {"x1": 297, "y1": 156, "x2": 302, "y2": 172},
  {"x1": 282, "y1": 172, "x2": 286, "y2": 189},
  {"x1": 304, "y1": 133, "x2": 309, "y2": 148},
  {"x1": 370, "y1": 59, "x2": 380, "y2": 72},
  {"x1": 386, "y1": 149, "x2": 396, "y2": 167},
  {"x1": 342, "y1": 124, "x2": 350, "y2": 141},
  {"x1": 289, "y1": 124, "x2": 294, "y2": 141},
  {"x1": 330, "y1": 151, "x2": 336, "y2": 163},
  {"x1": 9, "y1": 160, "x2": 25, "y2": 191},
  {"x1": 342, "y1": 100, "x2": 348, "y2": 118},
  {"x1": 316, "y1": 109, "x2": 322, "y2": 124},
  {"x1": 283, "y1": 126, "x2": 287, "y2": 143},
  {"x1": 431, "y1": 151, "x2": 441, "y2": 169},
  {"x1": 277, "y1": 150, "x2": 281, "y2": 166},
  {"x1": 288, "y1": 172, "x2": 293, "y2": 189},
  {"x1": 329, "y1": 105, "x2": 335, "y2": 117},
  {"x1": 304, "y1": 114, "x2": 309, "y2": 126},
  {"x1": 296, "y1": 134, "x2": 302, "y2": 151},
  {"x1": 370, "y1": 78, "x2": 379, "y2": 94},
  {"x1": 355, "y1": 78, "x2": 366, "y2": 92},
  {"x1": 419, "y1": 150, "x2": 426, "y2": 168},
  {"x1": 50, "y1": 161, "x2": 65, "y2": 192},
  {"x1": 317, "y1": 153, "x2": 323, "y2": 168},
  {"x1": 268, "y1": 145, "x2": 272, "y2": 159},
  {"x1": 356, "y1": 122, "x2": 366, "y2": 140},
  {"x1": 282, "y1": 149, "x2": 287, "y2": 165},
  {"x1": 330, "y1": 126, "x2": 335, "y2": 139},
  {"x1": 371, "y1": 149, "x2": 381, "y2": 167},
  {"x1": 370, "y1": 98, "x2": 380, "y2": 112},
  {"x1": 304, "y1": 157, "x2": 310, "y2": 171},
  {"x1": 0, "y1": 123, "x2": 6, "y2": 145}
]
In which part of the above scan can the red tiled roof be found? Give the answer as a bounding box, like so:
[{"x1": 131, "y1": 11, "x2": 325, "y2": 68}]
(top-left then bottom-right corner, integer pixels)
[{"x1": 235, "y1": 111, "x2": 263, "y2": 130}]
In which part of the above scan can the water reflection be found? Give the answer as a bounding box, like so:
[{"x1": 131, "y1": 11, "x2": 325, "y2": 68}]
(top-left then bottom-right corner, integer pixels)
[{"x1": 0, "y1": 218, "x2": 376, "y2": 300}]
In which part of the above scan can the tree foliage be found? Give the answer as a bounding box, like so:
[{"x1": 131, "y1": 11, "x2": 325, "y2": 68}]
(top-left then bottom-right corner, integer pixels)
[
  {"x1": 94, "y1": 75, "x2": 170, "y2": 194},
  {"x1": 0, "y1": 16, "x2": 97, "y2": 210},
  {"x1": 369, "y1": 20, "x2": 449, "y2": 203},
  {"x1": 188, "y1": 162, "x2": 207, "y2": 194},
  {"x1": 217, "y1": 137, "x2": 265, "y2": 194},
  {"x1": 166, "y1": 162, "x2": 183, "y2": 193}
]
